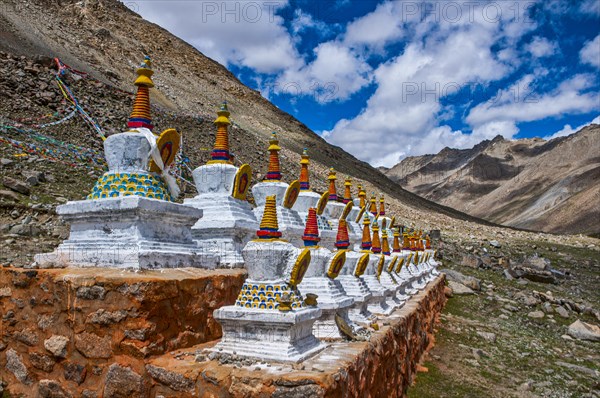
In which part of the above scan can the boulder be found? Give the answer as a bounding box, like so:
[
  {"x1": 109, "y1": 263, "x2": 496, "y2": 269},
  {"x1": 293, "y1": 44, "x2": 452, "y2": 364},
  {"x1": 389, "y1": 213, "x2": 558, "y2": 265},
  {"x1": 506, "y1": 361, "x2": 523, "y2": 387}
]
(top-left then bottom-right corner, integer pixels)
[
  {"x1": 567, "y1": 320, "x2": 600, "y2": 342},
  {"x1": 447, "y1": 281, "x2": 475, "y2": 295},
  {"x1": 2, "y1": 177, "x2": 30, "y2": 195},
  {"x1": 104, "y1": 363, "x2": 146, "y2": 398},
  {"x1": 0, "y1": 190, "x2": 20, "y2": 201}
]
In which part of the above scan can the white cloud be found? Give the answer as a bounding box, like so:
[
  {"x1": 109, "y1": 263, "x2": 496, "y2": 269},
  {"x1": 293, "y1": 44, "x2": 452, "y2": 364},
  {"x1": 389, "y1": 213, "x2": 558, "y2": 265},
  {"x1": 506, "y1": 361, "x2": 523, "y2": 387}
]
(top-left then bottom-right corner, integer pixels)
[
  {"x1": 133, "y1": 0, "x2": 301, "y2": 74},
  {"x1": 466, "y1": 74, "x2": 599, "y2": 126},
  {"x1": 274, "y1": 41, "x2": 372, "y2": 103},
  {"x1": 545, "y1": 115, "x2": 600, "y2": 139},
  {"x1": 580, "y1": 35, "x2": 600, "y2": 68},
  {"x1": 525, "y1": 37, "x2": 558, "y2": 58},
  {"x1": 343, "y1": 1, "x2": 403, "y2": 52},
  {"x1": 579, "y1": 0, "x2": 600, "y2": 16}
]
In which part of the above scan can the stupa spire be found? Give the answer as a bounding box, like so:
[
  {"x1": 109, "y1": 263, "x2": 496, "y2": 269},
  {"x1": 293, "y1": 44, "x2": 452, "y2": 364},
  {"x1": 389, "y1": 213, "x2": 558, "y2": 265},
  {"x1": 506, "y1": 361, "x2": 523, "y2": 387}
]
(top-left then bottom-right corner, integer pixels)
[
  {"x1": 128, "y1": 56, "x2": 154, "y2": 130},
  {"x1": 327, "y1": 168, "x2": 338, "y2": 201},
  {"x1": 358, "y1": 185, "x2": 366, "y2": 208},
  {"x1": 265, "y1": 132, "x2": 282, "y2": 181},
  {"x1": 343, "y1": 177, "x2": 352, "y2": 204},
  {"x1": 335, "y1": 219, "x2": 350, "y2": 250},
  {"x1": 299, "y1": 148, "x2": 310, "y2": 191},
  {"x1": 256, "y1": 195, "x2": 282, "y2": 240},
  {"x1": 379, "y1": 195, "x2": 386, "y2": 216},
  {"x1": 208, "y1": 101, "x2": 232, "y2": 164},
  {"x1": 403, "y1": 232, "x2": 410, "y2": 250},
  {"x1": 369, "y1": 193, "x2": 378, "y2": 216},
  {"x1": 360, "y1": 214, "x2": 372, "y2": 252},
  {"x1": 381, "y1": 228, "x2": 390, "y2": 255},
  {"x1": 426, "y1": 234, "x2": 431, "y2": 249},
  {"x1": 302, "y1": 208, "x2": 321, "y2": 247},
  {"x1": 371, "y1": 221, "x2": 381, "y2": 254},
  {"x1": 392, "y1": 227, "x2": 401, "y2": 253}
]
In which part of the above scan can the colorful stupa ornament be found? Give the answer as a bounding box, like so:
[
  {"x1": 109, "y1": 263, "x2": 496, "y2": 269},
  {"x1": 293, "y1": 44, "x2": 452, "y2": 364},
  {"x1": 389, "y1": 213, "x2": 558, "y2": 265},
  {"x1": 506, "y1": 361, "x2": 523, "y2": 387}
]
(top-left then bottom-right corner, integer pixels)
[
  {"x1": 358, "y1": 185, "x2": 366, "y2": 208},
  {"x1": 371, "y1": 221, "x2": 382, "y2": 254},
  {"x1": 302, "y1": 208, "x2": 321, "y2": 247},
  {"x1": 426, "y1": 234, "x2": 431, "y2": 249},
  {"x1": 128, "y1": 56, "x2": 154, "y2": 130},
  {"x1": 360, "y1": 214, "x2": 372, "y2": 251},
  {"x1": 379, "y1": 195, "x2": 386, "y2": 216},
  {"x1": 208, "y1": 101, "x2": 232, "y2": 164},
  {"x1": 392, "y1": 227, "x2": 401, "y2": 253},
  {"x1": 265, "y1": 132, "x2": 282, "y2": 181},
  {"x1": 335, "y1": 219, "x2": 350, "y2": 250},
  {"x1": 369, "y1": 193, "x2": 378, "y2": 216},
  {"x1": 328, "y1": 168, "x2": 338, "y2": 201},
  {"x1": 343, "y1": 177, "x2": 353, "y2": 204},
  {"x1": 299, "y1": 148, "x2": 310, "y2": 191},
  {"x1": 256, "y1": 195, "x2": 282, "y2": 240}
]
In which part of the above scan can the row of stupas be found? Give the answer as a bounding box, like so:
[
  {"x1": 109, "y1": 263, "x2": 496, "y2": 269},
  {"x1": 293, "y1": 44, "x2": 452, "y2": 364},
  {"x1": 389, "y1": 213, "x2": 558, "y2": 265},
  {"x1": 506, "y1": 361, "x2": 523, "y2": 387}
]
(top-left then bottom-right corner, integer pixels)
[{"x1": 36, "y1": 57, "x2": 442, "y2": 363}]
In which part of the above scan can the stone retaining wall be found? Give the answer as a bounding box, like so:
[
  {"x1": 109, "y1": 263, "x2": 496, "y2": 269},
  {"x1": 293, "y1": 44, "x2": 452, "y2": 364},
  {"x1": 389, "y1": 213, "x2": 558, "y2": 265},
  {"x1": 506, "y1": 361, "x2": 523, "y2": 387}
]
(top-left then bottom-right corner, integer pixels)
[
  {"x1": 0, "y1": 268, "x2": 445, "y2": 397},
  {"x1": 0, "y1": 267, "x2": 246, "y2": 397}
]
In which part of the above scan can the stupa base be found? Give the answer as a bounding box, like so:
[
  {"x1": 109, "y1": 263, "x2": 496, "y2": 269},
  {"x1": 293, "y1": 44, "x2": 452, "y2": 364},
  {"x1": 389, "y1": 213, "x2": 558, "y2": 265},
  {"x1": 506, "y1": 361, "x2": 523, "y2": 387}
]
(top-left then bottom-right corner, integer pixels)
[
  {"x1": 35, "y1": 196, "x2": 219, "y2": 269},
  {"x1": 213, "y1": 306, "x2": 325, "y2": 363},
  {"x1": 185, "y1": 193, "x2": 258, "y2": 268}
]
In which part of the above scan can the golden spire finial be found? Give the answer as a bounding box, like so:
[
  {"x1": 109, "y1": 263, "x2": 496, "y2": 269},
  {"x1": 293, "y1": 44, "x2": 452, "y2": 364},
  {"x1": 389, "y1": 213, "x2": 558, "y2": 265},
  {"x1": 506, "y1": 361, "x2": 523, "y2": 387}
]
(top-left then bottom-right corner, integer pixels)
[
  {"x1": 264, "y1": 132, "x2": 282, "y2": 181},
  {"x1": 328, "y1": 167, "x2": 337, "y2": 201},
  {"x1": 360, "y1": 213, "x2": 372, "y2": 252},
  {"x1": 208, "y1": 101, "x2": 232, "y2": 164},
  {"x1": 369, "y1": 193, "x2": 378, "y2": 216},
  {"x1": 128, "y1": 56, "x2": 154, "y2": 130},
  {"x1": 371, "y1": 221, "x2": 381, "y2": 254},
  {"x1": 379, "y1": 195, "x2": 385, "y2": 216},
  {"x1": 299, "y1": 148, "x2": 310, "y2": 191},
  {"x1": 358, "y1": 185, "x2": 366, "y2": 208},
  {"x1": 256, "y1": 195, "x2": 282, "y2": 239},
  {"x1": 343, "y1": 176, "x2": 352, "y2": 204}
]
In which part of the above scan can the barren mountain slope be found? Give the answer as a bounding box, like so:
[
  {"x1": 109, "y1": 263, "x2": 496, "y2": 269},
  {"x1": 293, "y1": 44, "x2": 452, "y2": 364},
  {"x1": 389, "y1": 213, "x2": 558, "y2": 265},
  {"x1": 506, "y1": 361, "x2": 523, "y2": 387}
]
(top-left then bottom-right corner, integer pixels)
[
  {"x1": 0, "y1": 0, "x2": 495, "y2": 227},
  {"x1": 385, "y1": 127, "x2": 600, "y2": 235}
]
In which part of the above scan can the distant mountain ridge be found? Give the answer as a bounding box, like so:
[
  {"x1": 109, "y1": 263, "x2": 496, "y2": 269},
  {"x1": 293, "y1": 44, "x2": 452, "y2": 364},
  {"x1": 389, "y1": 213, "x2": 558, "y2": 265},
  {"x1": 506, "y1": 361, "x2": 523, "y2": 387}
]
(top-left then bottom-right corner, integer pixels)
[{"x1": 384, "y1": 126, "x2": 600, "y2": 235}]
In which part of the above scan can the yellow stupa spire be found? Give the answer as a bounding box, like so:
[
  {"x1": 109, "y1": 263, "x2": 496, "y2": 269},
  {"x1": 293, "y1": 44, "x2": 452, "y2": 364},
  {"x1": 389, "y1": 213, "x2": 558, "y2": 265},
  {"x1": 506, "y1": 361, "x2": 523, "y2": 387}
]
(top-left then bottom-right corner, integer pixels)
[
  {"x1": 360, "y1": 214, "x2": 372, "y2": 252},
  {"x1": 328, "y1": 168, "x2": 338, "y2": 201},
  {"x1": 264, "y1": 132, "x2": 282, "y2": 181},
  {"x1": 371, "y1": 221, "x2": 381, "y2": 254},
  {"x1": 379, "y1": 195, "x2": 386, "y2": 216},
  {"x1": 382, "y1": 228, "x2": 391, "y2": 255},
  {"x1": 343, "y1": 176, "x2": 352, "y2": 204},
  {"x1": 128, "y1": 56, "x2": 154, "y2": 130},
  {"x1": 256, "y1": 195, "x2": 282, "y2": 239},
  {"x1": 299, "y1": 148, "x2": 310, "y2": 191},
  {"x1": 369, "y1": 193, "x2": 378, "y2": 216},
  {"x1": 358, "y1": 185, "x2": 366, "y2": 208},
  {"x1": 393, "y1": 227, "x2": 401, "y2": 253},
  {"x1": 208, "y1": 101, "x2": 232, "y2": 164}
]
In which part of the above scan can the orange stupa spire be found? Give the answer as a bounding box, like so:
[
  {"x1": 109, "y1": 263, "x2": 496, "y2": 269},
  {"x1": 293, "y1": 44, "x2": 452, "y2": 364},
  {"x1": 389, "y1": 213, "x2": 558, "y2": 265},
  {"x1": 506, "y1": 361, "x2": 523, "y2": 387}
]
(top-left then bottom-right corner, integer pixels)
[
  {"x1": 299, "y1": 148, "x2": 310, "y2": 191},
  {"x1": 343, "y1": 177, "x2": 352, "y2": 204},
  {"x1": 335, "y1": 219, "x2": 350, "y2": 250},
  {"x1": 128, "y1": 56, "x2": 154, "y2": 130},
  {"x1": 379, "y1": 195, "x2": 386, "y2": 216},
  {"x1": 403, "y1": 232, "x2": 411, "y2": 250},
  {"x1": 369, "y1": 193, "x2": 378, "y2": 216},
  {"x1": 256, "y1": 195, "x2": 282, "y2": 240},
  {"x1": 328, "y1": 168, "x2": 338, "y2": 201},
  {"x1": 371, "y1": 221, "x2": 381, "y2": 254},
  {"x1": 382, "y1": 228, "x2": 391, "y2": 255},
  {"x1": 264, "y1": 132, "x2": 282, "y2": 181},
  {"x1": 393, "y1": 227, "x2": 401, "y2": 253},
  {"x1": 302, "y1": 208, "x2": 321, "y2": 247},
  {"x1": 426, "y1": 234, "x2": 431, "y2": 249},
  {"x1": 360, "y1": 214, "x2": 372, "y2": 252},
  {"x1": 358, "y1": 185, "x2": 366, "y2": 208},
  {"x1": 208, "y1": 101, "x2": 232, "y2": 164}
]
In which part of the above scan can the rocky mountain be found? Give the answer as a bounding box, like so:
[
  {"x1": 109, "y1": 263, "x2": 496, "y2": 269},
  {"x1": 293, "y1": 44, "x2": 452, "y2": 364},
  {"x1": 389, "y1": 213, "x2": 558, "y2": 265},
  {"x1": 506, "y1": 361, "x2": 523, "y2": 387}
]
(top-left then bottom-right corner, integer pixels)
[
  {"x1": 0, "y1": 0, "x2": 493, "y2": 225},
  {"x1": 385, "y1": 127, "x2": 600, "y2": 236}
]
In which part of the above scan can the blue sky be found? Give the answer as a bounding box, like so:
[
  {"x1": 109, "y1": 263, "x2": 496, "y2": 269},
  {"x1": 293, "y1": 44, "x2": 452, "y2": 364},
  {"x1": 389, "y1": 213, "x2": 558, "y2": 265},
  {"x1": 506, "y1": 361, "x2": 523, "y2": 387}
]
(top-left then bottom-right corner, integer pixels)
[{"x1": 128, "y1": 0, "x2": 600, "y2": 167}]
